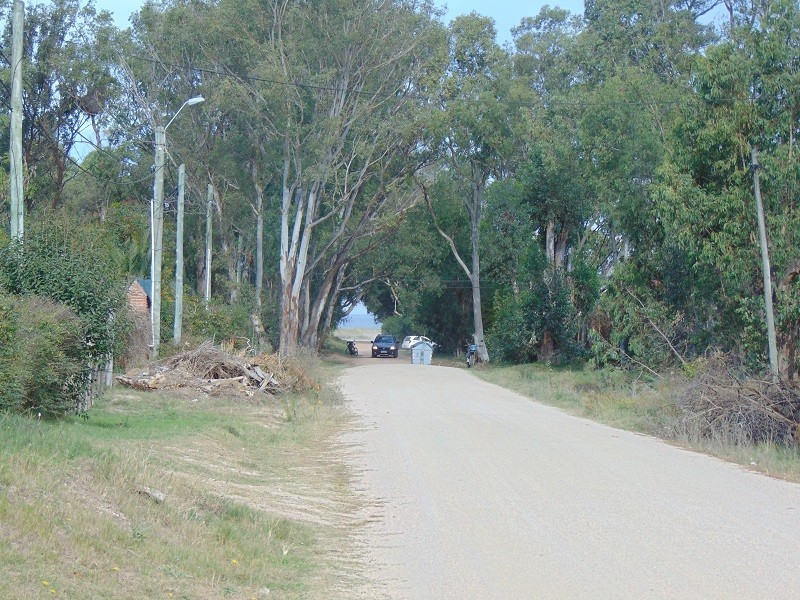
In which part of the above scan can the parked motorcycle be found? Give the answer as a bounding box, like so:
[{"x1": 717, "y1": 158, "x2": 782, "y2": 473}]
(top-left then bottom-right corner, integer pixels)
[
  {"x1": 347, "y1": 340, "x2": 358, "y2": 356},
  {"x1": 465, "y1": 343, "x2": 477, "y2": 368}
]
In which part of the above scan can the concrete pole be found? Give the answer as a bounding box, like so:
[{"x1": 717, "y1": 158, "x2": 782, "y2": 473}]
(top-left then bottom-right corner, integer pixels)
[
  {"x1": 150, "y1": 125, "x2": 166, "y2": 358},
  {"x1": 9, "y1": 0, "x2": 24, "y2": 241},
  {"x1": 751, "y1": 148, "x2": 779, "y2": 379},
  {"x1": 204, "y1": 184, "x2": 213, "y2": 305},
  {"x1": 173, "y1": 163, "x2": 185, "y2": 345}
]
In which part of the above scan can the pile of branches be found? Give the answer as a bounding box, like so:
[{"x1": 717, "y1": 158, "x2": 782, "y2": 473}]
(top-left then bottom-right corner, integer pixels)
[
  {"x1": 673, "y1": 356, "x2": 800, "y2": 446},
  {"x1": 117, "y1": 342, "x2": 285, "y2": 396}
]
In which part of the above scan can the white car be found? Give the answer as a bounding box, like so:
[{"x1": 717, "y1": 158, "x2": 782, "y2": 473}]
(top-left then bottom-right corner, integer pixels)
[{"x1": 401, "y1": 335, "x2": 435, "y2": 349}]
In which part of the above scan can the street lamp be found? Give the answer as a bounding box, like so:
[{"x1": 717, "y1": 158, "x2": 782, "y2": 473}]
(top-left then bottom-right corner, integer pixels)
[{"x1": 150, "y1": 95, "x2": 205, "y2": 357}]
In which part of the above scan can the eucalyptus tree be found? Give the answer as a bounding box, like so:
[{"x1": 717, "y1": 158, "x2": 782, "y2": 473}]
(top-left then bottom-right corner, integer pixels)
[
  {"x1": 655, "y1": 0, "x2": 800, "y2": 379},
  {"x1": 425, "y1": 13, "x2": 531, "y2": 363},
  {"x1": 0, "y1": 0, "x2": 118, "y2": 210},
  {"x1": 575, "y1": 0, "x2": 713, "y2": 268},
  {"x1": 230, "y1": 0, "x2": 446, "y2": 354}
]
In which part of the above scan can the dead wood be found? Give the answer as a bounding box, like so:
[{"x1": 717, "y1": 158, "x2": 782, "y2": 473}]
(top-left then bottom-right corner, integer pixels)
[
  {"x1": 672, "y1": 355, "x2": 800, "y2": 445},
  {"x1": 115, "y1": 341, "x2": 295, "y2": 396},
  {"x1": 136, "y1": 486, "x2": 166, "y2": 504},
  {"x1": 115, "y1": 372, "x2": 163, "y2": 390}
]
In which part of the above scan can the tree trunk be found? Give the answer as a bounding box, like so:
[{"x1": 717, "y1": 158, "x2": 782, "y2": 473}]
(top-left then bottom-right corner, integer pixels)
[
  {"x1": 279, "y1": 150, "x2": 319, "y2": 354},
  {"x1": 470, "y1": 179, "x2": 489, "y2": 363},
  {"x1": 318, "y1": 266, "x2": 348, "y2": 351},
  {"x1": 555, "y1": 225, "x2": 569, "y2": 270},
  {"x1": 251, "y1": 161, "x2": 264, "y2": 309},
  {"x1": 423, "y1": 179, "x2": 489, "y2": 362},
  {"x1": 546, "y1": 220, "x2": 555, "y2": 267}
]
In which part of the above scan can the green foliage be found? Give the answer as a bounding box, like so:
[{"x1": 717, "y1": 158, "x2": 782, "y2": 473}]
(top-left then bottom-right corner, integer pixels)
[
  {"x1": 0, "y1": 294, "x2": 22, "y2": 412},
  {"x1": 183, "y1": 293, "x2": 259, "y2": 349},
  {"x1": 485, "y1": 290, "x2": 535, "y2": 364},
  {"x1": 0, "y1": 217, "x2": 128, "y2": 362},
  {"x1": 486, "y1": 270, "x2": 584, "y2": 365},
  {"x1": 3, "y1": 0, "x2": 799, "y2": 382},
  {"x1": 0, "y1": 292, "x2": 85, "y2": 417},
  {"x1": 18, "y1": 297, "x2": 86, "y2": 417},
  {"x1": 0, "y1": 214, "x2": 130, "y2": 416}
]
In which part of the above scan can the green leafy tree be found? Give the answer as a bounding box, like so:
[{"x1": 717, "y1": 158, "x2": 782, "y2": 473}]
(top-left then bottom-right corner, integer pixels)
[
  {"x1": 0, "y1": 0, "x2": 119, "y2": 209},
  {"x1": 652, "y1": 0, "x2": 800, "y2": 378},
  {"x1": 0, "y1": 215, "x2": 128, "y2": 363}
]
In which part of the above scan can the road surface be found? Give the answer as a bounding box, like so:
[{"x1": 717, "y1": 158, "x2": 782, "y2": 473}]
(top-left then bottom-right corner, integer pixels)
[{"x1": 338, "y1": 361, "x2": 800, "y2": 599}]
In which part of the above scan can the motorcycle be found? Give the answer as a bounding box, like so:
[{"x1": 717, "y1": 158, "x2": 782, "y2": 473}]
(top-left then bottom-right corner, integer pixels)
[
  {"x1": 465, "y1": 343, "x2": 477, "y2": 368},
  {"x1": 346, "y1": 340, "x2": 358, "y2": 356}
]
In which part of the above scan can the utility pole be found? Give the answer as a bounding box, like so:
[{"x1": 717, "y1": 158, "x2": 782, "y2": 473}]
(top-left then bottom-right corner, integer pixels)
[
  {"x1": 9, "y1": 0, "x2": 24, "y2": 241},
  {"x1": 751, "y1": 147, "x2": 779, "y2": 379},
  {"x1": 173, "y1": 163, "x2": 185, "y2": 345},
  {"x1": 150, "y1": 125, "x2": 166, "y2": 357},
  {"x1": 204, "y1": 184, "x2": 213, "y2": 305},
  {"x1": 149, "y1": 96, "x2": 203, "y2": 356}
]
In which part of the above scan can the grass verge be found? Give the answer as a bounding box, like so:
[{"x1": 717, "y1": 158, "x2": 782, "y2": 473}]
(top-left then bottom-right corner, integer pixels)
[
  {"x1": 0, "y1": 368, "x2": 358, "y2": 600},
  {"x1": 471, "y1": 362, "x2": 800, "y2": 482}
]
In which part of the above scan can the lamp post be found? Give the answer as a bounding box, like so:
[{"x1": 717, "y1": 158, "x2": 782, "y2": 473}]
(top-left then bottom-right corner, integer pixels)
[{"x1": 150, "y1": 95, "x2": 204, "y2": 357}]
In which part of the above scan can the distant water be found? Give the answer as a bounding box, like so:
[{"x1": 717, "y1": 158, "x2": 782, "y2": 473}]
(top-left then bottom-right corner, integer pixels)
[{"x1": 338, "y1": 312, "x2": 381, "y2": 330}]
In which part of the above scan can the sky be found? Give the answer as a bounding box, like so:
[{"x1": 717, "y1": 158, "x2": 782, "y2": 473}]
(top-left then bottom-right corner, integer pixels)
[{"x1": 92, "y1": 0, "x2": 587, "y2": 44}]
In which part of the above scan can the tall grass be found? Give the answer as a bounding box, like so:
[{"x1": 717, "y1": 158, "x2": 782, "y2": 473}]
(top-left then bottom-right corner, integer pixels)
[{"x1": 0, "y1": 377, "x2": 355, "y2": 600}]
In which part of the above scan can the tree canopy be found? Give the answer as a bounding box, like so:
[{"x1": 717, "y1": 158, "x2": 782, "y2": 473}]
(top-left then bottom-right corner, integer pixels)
[{"x1": 1, "y1": 0, "x2": 797, "y2": 382}]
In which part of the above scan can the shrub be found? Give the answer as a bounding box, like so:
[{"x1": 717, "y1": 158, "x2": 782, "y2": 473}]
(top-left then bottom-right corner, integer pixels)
[
  {"x1": 485, "y1": 290, "x2": 535, "y2": 364},
  {"x1": 0, "y1": 215, "x2": 128, "y2": 361},
  {"x1": 0, "y1": 294, "x2": 23, "y2": 412},
  {"x1": 18, "y1": 297, "x2": 86, "y2": 416},
  {"x1": 0, "y1": 217, "x2": 129, "y2": 415},
  {"x1": 183, "y1": 294, "x2": 257, "y2": 348},
  {"x1": 0, "y1": 293, "x2": 86, "y2": 417}
]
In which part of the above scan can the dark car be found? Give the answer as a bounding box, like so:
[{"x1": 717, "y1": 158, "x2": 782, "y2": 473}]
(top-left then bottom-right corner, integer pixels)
[{"x1": 371, "y1": 334, "x2": 398, "y2": 358}]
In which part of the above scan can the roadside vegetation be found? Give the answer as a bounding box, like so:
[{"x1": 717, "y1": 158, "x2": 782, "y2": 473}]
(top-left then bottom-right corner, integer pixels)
[
  {"x1": 471, "y1": 361, "x2": 800, "y2": 483},
  {"x1": 1, "y1": 0, "x2": 799, "y2": 593},
  {"x1": 0, "y1": 355, "x2": 359, "y2": 600}
]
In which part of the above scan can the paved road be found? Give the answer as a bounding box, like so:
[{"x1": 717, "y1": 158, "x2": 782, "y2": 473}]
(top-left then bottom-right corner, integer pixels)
[{"x1": 339, "y1": 362, "x2": 800, "y2": 599}]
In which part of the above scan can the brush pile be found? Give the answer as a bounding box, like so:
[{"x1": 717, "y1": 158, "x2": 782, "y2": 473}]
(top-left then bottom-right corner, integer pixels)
[
  {"x1": 673, "y1": 355, "x2": 800, "y2": 445},
  {"x1": 116, "y1": 341, "x2": 314, "y2": 396}
]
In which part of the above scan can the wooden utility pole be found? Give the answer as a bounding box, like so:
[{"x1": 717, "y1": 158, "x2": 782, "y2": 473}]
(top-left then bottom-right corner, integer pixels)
[
  {"x1": 173, "y1": 163, "x2": 185, "y2": 345},
  {"x1": 9, "y1": 0, "x2": 24, "y2": 241},
  {"x1": 751, "y1": 147, "x2": 779, "y2": 379},
  {"x1": 204, "y1": 184, "x2": 213, "y2": 305}
]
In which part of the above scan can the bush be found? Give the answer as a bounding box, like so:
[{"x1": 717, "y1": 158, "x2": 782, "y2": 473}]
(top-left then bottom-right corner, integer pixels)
[
  {"x1": 20, "y1": 297, "x2": 86, "y2": 416},
  {"x1": 183, "y1": 294, "x2": 257, "y2": 349},
  {"x1": 0, "y1": 293, "x2": 86, "y2": 417},
  {"x1": 486, "y1": 271, "x2": 583, "y2": 365},
  {"x1": 0, "y1": 220, "x2": 128, "y2": 362},
  {"x1": 0, "y1": 217, "x2": 129, "y2": 416},
  {"x1": 0, "y1": 294, "x2": 23, "y2": 412},
  {"x1": 485, "y1": 290, "x2": 535, "y2": 364}
]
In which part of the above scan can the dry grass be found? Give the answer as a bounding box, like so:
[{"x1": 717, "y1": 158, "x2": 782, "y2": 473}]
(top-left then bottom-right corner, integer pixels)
[
  {"x1": 475, "y1": 362, "x2": 800, "y2": 482},
  {"x1": 0, "y1": 363, "x2": 363, "y2": 600}
]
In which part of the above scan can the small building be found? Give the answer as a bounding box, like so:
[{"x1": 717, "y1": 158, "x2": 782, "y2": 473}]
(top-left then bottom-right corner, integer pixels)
[
  {"x1": 411, "y1": 340, "x2": 434, "y2": 365},
  {"x1": 123, "y1": 279, "x2": 152, "y2": 368},
  {"x1": 128, "y1": 278, "x2": 151, "y2": 316}
]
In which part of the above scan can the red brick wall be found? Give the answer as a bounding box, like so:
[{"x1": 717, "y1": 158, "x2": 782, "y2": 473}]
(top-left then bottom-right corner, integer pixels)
[
  {"x1": 123, "y1": 281, "x2": 152, "y2": 368},
  {"x1": 127, "y1": 281, "x2": 150, "y2": 316}
]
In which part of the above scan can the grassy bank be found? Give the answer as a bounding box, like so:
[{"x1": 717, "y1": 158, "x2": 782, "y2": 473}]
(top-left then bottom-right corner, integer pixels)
[
  {"x1": 472, "y1": 362, "x2": 800, "y2": 482},
  {"x1": 0, "y1": 373, "x2": 357, "y2": 600}
]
